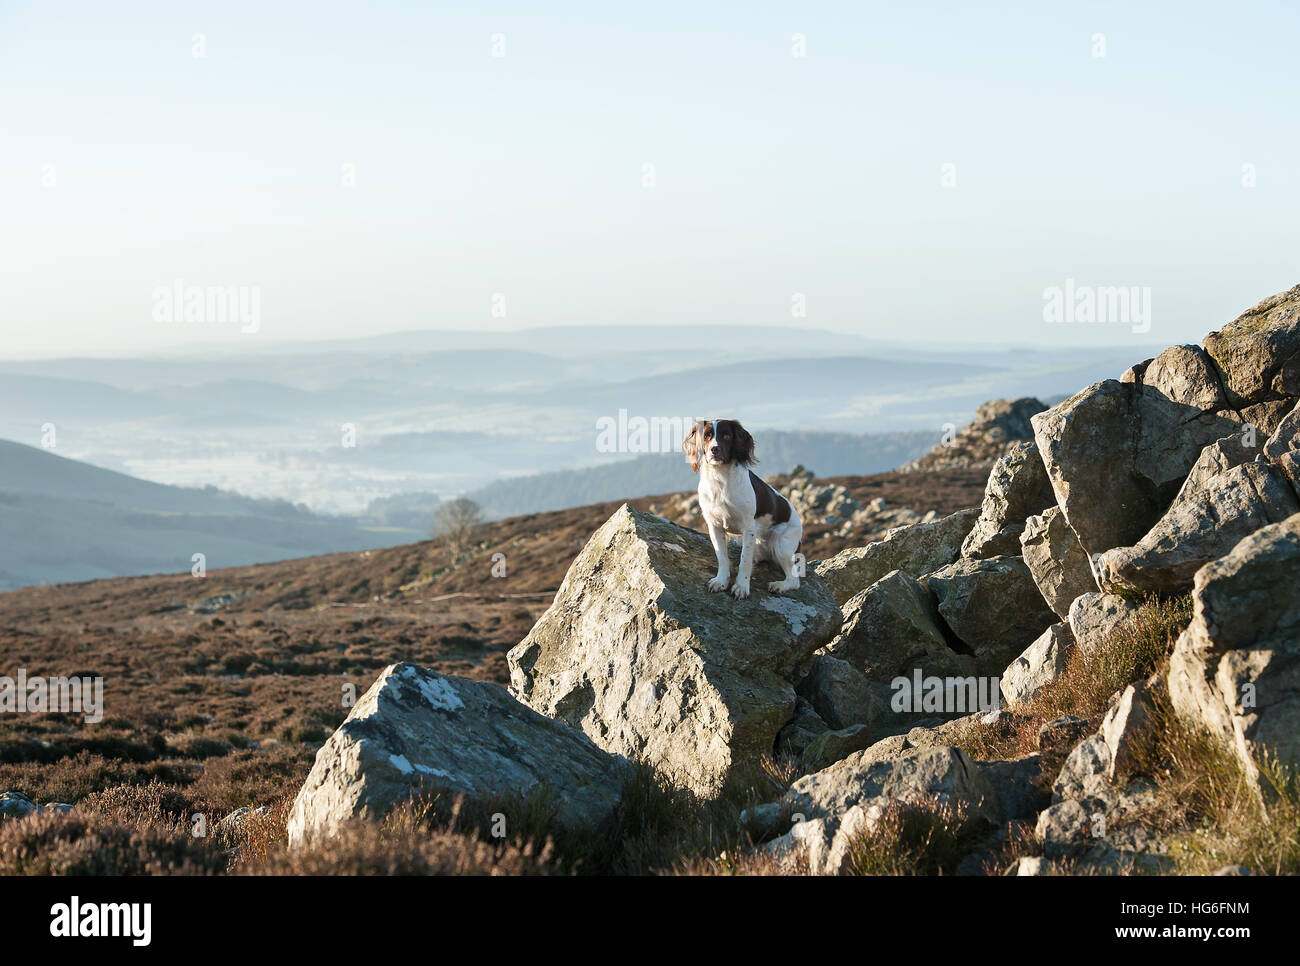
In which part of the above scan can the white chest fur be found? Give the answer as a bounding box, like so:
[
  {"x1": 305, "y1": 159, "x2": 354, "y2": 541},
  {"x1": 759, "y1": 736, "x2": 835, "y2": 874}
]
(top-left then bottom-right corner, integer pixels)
[{"x1": 697, "y1": 463, "x2": 755, "y2": 535}]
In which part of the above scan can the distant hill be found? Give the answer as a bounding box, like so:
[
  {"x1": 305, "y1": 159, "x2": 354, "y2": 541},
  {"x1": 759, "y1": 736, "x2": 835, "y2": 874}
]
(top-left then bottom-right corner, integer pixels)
[
  {"x1": 464, "y1": 428, "x2": 937, "y2": 519},
  {"x1": 0, "y1": 440, "x2": 423, "y2": 590}
]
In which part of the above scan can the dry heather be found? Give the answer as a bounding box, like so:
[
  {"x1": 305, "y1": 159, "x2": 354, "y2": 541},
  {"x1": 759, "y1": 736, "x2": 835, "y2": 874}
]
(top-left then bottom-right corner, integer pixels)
[
  {"x1": 2, "y1": 583, "x2": 1294, "y2": 875},
  {"x1": 0, "y1": 468, "x2": 985, "y2": 876},
  {"x1": 953, "y1": 596, "x2": 1300, "y2": 877}
]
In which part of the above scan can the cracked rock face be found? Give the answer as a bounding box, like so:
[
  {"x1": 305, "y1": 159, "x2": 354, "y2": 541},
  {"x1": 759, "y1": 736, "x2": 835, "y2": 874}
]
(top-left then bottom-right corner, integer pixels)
[
  {"x1": 1097, "y1": 462, "x2": 1299, "y2": 597},
  {"x1": 1019, "y1": 506, "x2": 1098, "y2": 619},
  {"x1": 961, "y1": 441, "x2": 1057, "y2": 560},
  {"x1": 507, "y1": 505, "x2": 839, "y2": 797},
  {"x1": 287, "y1": 663, "x2": 632, "y2": 847},
  {"x1": 1167, "y1": 512, "x2": 1300, "y2": 793},
  {"x1": 923, "y1": 556, "x2": 1057, "y2": 671}
]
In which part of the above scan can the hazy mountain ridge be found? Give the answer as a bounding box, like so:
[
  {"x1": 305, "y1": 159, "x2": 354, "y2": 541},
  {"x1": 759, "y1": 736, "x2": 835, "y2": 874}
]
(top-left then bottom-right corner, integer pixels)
[{"x1": 0, "y1": 440, "x2": 423, "y2": 591}]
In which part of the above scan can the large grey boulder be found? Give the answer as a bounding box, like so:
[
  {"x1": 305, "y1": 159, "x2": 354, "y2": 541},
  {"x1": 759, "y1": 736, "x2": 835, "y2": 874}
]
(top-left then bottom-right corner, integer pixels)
[
  {"x1": 1096, "y1": 463, "x2": 1299, "y2": 597},
  {"x1": 508, "y1": 505, "x2": 839, "y2": 797},
  {"x1": 822, "y1": 570, "x2": 974, "y2": 683},
  {"x1": 1033, "y1": 372, "x2": 1241, "y2": 559},
  {"x1": 1068, "y1": 592, "x2": 1139, "y2": 654},
  {"x1": 1053, "y1": 734, "x2": 1114, "y2": 804},
  {"x1": 1020, "y1": 507, "x2": 1099, "y2": 618},
  {"x1": 773, "y1": 745, "x2": 1000, "y2": 873},
  {"x1": 1032, "y1": 380, "x2": 1155, "y2": 556},
  {"x1": 812, "y1": 508, "x2": 979, "y2": 606},
  {"x1": 287, "y1": 663, "x2": 631, "y2": 847},
  {"x1": 923, "y1": 556, "x2": 1058, "y2": 670},
  {"x1": 1203, "y1": 284, "x2": 1300, "y2": 408},
  {"x1": 1001, "y1": 622, "x2": 1075, "y2": 707},
  {"x1": 0, "y1": 792, "x2": 39, "y2": 821},
  {"x1": 1167, "y1": 512, "x2": 1300, "y2": 792},
  {"x1": 1141, "y1": 343, "x2": 1230, "y2": 412},
  {"x1": 961, "y1": 441, "x2": 1057, "y2": 559},
  {"x1": 786, "y1": 744, "x2": 999, "y2": 824}
]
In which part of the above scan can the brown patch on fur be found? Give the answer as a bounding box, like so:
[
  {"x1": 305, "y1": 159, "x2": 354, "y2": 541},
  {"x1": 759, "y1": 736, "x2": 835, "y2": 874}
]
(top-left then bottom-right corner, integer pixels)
[{"x1": 749, "y1": 470, "x2": 792, "y2": 525}]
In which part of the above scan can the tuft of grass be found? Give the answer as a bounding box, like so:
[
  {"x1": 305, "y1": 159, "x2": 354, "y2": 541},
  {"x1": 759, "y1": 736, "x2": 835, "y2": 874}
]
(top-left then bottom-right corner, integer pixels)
[
  {"x1": 839, "y1": 797, "x2": 983, "y2": 876},
  {"x1": 251, "y1": 800, "x2": 555, "y2": 876},
  {"x1": 1131, "y1": 696, "x2": 1300, "y2": 875}
]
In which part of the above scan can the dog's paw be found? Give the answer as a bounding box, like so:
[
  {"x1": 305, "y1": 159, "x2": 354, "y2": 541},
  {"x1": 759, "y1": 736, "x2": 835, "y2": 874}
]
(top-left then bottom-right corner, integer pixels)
[
  {"x1": 707, "y1": 576, "x2": 729, "y2": 593},
  {"x1": 768, "y1": 579, "x2": 799, "y2": 595},
  {"x1": 730, "y1": 579, "x2": 750, "y2": 600}
]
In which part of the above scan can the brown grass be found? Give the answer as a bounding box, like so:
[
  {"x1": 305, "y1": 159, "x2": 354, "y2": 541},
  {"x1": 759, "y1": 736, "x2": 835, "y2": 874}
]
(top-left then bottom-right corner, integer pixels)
[
  {"x1": 952, "y1": 594, "x2": 1194, "y2": 769},
  {"x1": 839, "y1": 797, "x2": 984, "y2": 876}
]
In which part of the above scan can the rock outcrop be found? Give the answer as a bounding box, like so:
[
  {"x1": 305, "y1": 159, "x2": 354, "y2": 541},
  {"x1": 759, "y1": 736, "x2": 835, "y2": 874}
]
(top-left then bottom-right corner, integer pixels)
[
  {"x1": 1032, "y1": 376, "x2": 1241, "y2": 560},
  {"x1": 1096, "y1": 463, "x2": 1299, "y2": 596},
  {"x1": 287, "y1": 663, "x2": 631, "y2": 846},
  {"x1": 768, "y1": 745, "x2": 1000, "y2": 873},
  {"x1": 960, "y1": 441, "x2": 1057, "y2": 559},
  {"x1": 1203, "y1": 284, "x2": 1300, "y2": 409},
  {"x1": 508, "y1": 505, "x2": 839, "y2": 796},
  {"x1": 822, "y1": 570, "x2": 974, "y2": 684},
  {"x1": 1174, "y1": 431, "x2": 1262, "y2": 507},
  {"x1": 812, "y1": 507, "x2": 979, "y2": 606},
  {"x1": 923, "y1": 556, "x2": 1057, "y2": 670},
  {"x1": 1067, "y1": 593, "x2": 1139, "y2": 654},
  {"x1": 1167, "y1": 512, "x2": 1300, "y2": 791},
  {"x1": 901, "y1": 397, "x2": 1048, "y2": 473}
]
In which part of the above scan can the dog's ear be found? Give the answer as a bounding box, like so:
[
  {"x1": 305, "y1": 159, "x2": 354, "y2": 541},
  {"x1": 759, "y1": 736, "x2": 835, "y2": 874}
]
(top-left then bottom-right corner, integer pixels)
[
  {"x1": 683, "y1": 421, "x2": 701, "y2": 473},
  {"x1": 733, "y1": 421, "x2": 756, "y2": 466}
]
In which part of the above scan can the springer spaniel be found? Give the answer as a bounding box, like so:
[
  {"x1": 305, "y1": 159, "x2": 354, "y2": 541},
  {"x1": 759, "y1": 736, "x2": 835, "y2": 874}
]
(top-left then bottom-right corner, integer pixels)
[{"x1": 682, "y1": 419, "x2": 803, "y2": 599}]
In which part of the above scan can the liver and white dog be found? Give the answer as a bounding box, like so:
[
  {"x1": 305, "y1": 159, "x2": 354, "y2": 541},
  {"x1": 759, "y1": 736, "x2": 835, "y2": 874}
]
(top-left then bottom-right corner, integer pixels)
[{"x1": 682, "y1": 419, "x2": 803, "y2": 599}]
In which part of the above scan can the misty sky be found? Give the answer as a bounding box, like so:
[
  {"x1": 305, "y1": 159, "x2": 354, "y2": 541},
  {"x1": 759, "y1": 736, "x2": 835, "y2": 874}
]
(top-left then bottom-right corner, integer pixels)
[{"x1": 1, "y1": 0, "x2": 1296, "y2": 359}]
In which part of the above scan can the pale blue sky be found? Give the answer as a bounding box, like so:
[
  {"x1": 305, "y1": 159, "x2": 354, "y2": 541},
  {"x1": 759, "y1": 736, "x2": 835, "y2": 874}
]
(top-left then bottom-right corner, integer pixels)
[{"x1": 1, "y1": 0, "x2": 1296, "y2": 357}]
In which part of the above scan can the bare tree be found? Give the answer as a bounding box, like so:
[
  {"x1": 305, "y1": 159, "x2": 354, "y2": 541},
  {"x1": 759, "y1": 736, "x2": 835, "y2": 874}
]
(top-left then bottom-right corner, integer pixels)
[{"x1": 430, "y1": 498, "x2": 483, "y2": 561}]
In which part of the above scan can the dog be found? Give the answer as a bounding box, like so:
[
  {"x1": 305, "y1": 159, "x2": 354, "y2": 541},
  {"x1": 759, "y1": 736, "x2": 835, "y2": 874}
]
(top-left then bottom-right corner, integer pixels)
[{"x1": 682, "y1": 418, "x2": 803, "y2": 599}]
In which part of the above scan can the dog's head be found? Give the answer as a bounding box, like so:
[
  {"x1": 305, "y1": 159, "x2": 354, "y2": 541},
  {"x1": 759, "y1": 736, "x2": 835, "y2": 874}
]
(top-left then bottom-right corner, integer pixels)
[{"x1": 683, "y1": 419, "x2": 756, "y2": 472}]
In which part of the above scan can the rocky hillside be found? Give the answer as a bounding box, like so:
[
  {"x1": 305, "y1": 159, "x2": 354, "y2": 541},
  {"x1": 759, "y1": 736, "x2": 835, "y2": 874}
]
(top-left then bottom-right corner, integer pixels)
[
  {"x1": 283, "y1": 283, "x2": 1300, "y2": 876},
  {"x1": 3, "y1": 284, "x2": 1299, "y2": 877},
  {"x1": 899, "y1": 396, "x2": 1048, "y2": 473}
]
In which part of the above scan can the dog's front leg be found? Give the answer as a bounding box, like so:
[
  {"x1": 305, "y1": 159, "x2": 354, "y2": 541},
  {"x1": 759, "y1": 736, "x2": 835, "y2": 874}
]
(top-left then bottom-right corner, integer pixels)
[
  {"x1": 731, "y1": 527, "x2": 755, "y2": 599},
  {"x1": 706, "y1": 520, "x2": 731, "y2": 592}
]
